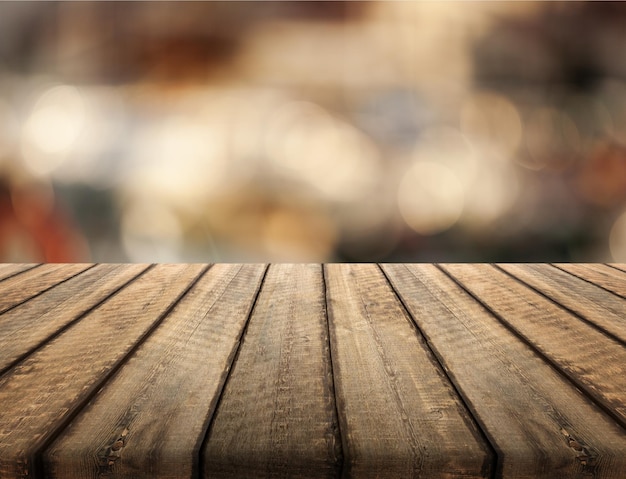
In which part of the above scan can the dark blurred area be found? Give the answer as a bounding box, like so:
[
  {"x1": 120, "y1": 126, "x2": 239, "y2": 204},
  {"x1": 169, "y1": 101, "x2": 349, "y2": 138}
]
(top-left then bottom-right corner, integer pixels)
[{"x1": 1, "y1": 1, "x2": 626, "y2": 262}]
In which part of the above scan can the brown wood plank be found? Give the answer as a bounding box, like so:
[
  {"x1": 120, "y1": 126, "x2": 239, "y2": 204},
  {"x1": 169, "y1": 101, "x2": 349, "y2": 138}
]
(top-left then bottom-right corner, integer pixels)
[
  {"x1": 203, "y1": 264, "x2": 342, "y2": 478},
  {"x1": 326, "y1": 264, "x2": 492, "y2": 478},
  {"x1": 497, "y1": 264, "x2": 626, "y2": 344},
  {"x1": 383, "y1": 264, "x2": 626, "y2": 479},
  {"x1": 0, "y1": 263, "x2": 93, "y2": 314},
  {"x1": 0, "y1": 264, "x2": 149, "y2": 374},
  {"x1": 608, "y1": 264, "x2": 626, "y2": 273},
  {"x1": 442, "y1": 264, "x2": 626, "y2": 427},
  {"x1": 0, "y1": 264, "x2": 38, "y2": 282},
  {"x1": 43, "y1": 264, "x2": 266, "y2": 479},
  {"x1": 0, "y1": 264, "x2": 205, "y2": 479},
  {"x1": 551, "y1": 264, "x2": 626, "y2": 299}
]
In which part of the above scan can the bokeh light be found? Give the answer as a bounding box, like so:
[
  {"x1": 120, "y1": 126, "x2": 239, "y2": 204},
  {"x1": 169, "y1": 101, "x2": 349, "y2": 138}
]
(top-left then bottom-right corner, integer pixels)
[
  {"x1": 461, "y1": 153, "x2": 519, "y2": 228},
  {"x1": 121, "y1": 199, "x2": 183, "y2": 263},
  {"x1": 410, "y1": 127, "x2": 477, "y2": 185},
  {"x1": 127, "y1": 116, "x2": 229, "y2": 206},
  {"x1": 460, "y1": 91, "x2": 523, "y2": 157},
  {"x1": 1, "y1": 1, "x2": 626, "y2": 262},
  {"x1": 267, "y1": 101, "x2": 381, "y2": 202},
  {"x1": 397, "y1": 161, "x2": 464, "y2": 236},
  {"x1": 21, "y1": 85, "x2": 86, "y2": 176},
  {"x1": 52, "y1": 87, "x2": 126, "y2": 187}
]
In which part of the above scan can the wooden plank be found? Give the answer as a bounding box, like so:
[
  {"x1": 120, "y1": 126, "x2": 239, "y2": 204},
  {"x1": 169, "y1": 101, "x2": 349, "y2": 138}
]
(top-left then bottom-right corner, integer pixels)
[
  {"x1": 608, "y1": 264, "x2": 626, "y2": 273},
  {"x1": 0, "y1": 264, "x2": 206, "y2": 479},
  {"x1": 203, "y1": 264, "x2": 342, "y2": 478},
  {"x1": 43, "y1": 264, "x2": 266, "y2": 479},
  {"x1": 0, "y1": 264, "x2": 149, "y2": 374},
  {"x1": 0, "y1": 264, "x2": 38, "y2": 282},
  {"x1": 0, "y1": 263, "x2": 93, "y2": 314},
  {"x1": 443, "y1": 263, "x2": 626, "y2": 426},
  {"x1": 551, "y1": 264, "x2": 626, "y2": 299},
  {"x1": 383, "y1": 264, "x2": 626, "y2": 479},
  {"x1": 326, "y1": 264, "x2": 492, "y2": 478},
  {"x1": 497, "y1": 264, "x2": 626, "y2": 344}
]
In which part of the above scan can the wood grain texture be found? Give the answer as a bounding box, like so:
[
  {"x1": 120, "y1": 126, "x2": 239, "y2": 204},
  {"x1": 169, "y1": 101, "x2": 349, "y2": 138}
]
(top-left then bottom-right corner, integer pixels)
[
  {"x1": 442, "y1": 263, "x2": 626, "y2": 429},
  {"x1": 552, "y1": 263, "x2": 626, "y2": 299},
  {"x1": 384, "y1": 263, "x2": 626, "y2": 479},
  {"x1": 0, "y1": 263, "x2": 93, "y2": 314},
  {"x1": 0, "y1": 263, "x2": 38, "y2": 282},
  {"x1": 0, "y1": 264, "x2": 149, "y2": 374},
  {"x1": 497, "y1": 263, "x2": 626, "y2": 344},
  {"x1": 326, "y1": 264, "x2": 492, "y2": 478},
  {"x1": 203, "y1": 264, "x2": 342, "y2": 478},
  {"x1": 0, "y1": 264, "x2": 205, "y2": 479},
  {"x1": 44, "y1": 264, "x2": 266, "y2": 479},
  {"x1": 608, "y1": 264, "x2": 626, "y2": 273},
  {"x1": 0, "y1": 263, "x2": 625, "y2": 479}
]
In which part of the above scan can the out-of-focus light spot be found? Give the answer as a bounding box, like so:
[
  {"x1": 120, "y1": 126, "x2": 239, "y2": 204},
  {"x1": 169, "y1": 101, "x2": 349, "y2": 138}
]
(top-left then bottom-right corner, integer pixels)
[
  {"x1": 121, "y1": 200, "x2": 183, "y2": 262},
  {"x1": 21, "y1": 85, "x2": 86, "y2": 176},
  {"x1": 196, "y1": 92, "x2": 262, "y2": 182},
  {"x1": 405, "y1": 130, "x2": 516, "y2": 231},
  {"x1": 262, "y1": 207, "x2": 336, "y2": 261},
  {"x1": 609, "y1": 210, "x2": 626, "y2": 262},
  {"x1": 266, "y1": 101, "x2": 328, "y2": 169},
  {"x1": 461, "y1": 154, "x2": 519, "y2": 228},
  {"x1": 397, "y1": 161, "x2": 464, "y2": 235},
  {"x1": 460, "y1": 91, "x2": 522, "y2": 156},
  {"x1": 127, "y1": 117, "x2": 228, "y2": 207},
  {"x1": 266, "y1": 101, "x2": 381, "y2": 202},
  {"x1": 411, "y1": 126, "x2": 476, "y2": 185},
  {"x1": 53, "y1": 87, "x2": 126, "y2": 186},
  {"x1": 522, "y1": 107, "x2": 580, "y2": 171}
]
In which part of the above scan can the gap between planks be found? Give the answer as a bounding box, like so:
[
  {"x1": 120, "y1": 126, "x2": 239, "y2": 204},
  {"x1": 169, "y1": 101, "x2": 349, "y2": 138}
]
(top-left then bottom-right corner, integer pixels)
[
  {"x1": 0, "y1": 264, "x2": 152, "y2": 378},
  {"x1": 0, "y1": 264, "x2": 208, "y2": 478},
  {"x1": 386, "y1": 264, "x2": 626, "y2": 479}
]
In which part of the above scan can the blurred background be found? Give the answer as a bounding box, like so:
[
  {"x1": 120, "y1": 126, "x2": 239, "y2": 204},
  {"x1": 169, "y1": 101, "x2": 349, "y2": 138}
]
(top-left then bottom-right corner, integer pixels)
[{"x1": 1, "y1": 1, "x2": 626, "y2": 263}]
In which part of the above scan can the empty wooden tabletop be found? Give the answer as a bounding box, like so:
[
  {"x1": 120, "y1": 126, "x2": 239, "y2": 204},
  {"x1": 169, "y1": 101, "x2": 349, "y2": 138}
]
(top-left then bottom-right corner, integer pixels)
[{"x1": 0, "y1": 263, "x2": 625, "y2": 479}]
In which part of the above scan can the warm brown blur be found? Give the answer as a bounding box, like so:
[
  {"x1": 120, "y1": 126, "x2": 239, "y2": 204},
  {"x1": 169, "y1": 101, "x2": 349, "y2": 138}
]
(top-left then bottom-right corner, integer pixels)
[{"x1": 1, "y1": 1, "x2": 625, "y2": 262}]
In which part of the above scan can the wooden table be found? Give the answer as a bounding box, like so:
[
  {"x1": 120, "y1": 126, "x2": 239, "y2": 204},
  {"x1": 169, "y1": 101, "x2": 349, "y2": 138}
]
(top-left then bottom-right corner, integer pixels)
[{"x1": 0, "y1": 263, "x2": 625, "y2": 479}]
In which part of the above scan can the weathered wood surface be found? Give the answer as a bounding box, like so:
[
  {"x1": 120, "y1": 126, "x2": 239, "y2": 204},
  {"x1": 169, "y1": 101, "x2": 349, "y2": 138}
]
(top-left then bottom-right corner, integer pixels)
[
  {"x1": 0, "y1": 263, "x2": 92, "y2": 314},
  {"x1": 45, "y1": 264, "x2": 266, "y2": 479},
  {"x1": 326, "y1": 264, "x2": 492, "y2": 478},
  {"x1": 0, "y1": 264, "x2": 205, "y2": 478},
  {"x1": 608, "y1": 263, "x2": 626, "y2": 273},
  {"x1": 0, "y1": 263, "x2": 625, "y2": 479},
  {"x1": 497, "y1": 263, "x2": 626, "y2": 344},
  {"x1": 384, "y1": 264, "x2": 626, "y2": 479},
  {"x1": 441, "y1": 263, "x2": 626, "y2": 431},
  {"x1": 204, "y1": 264, "x2": 341, "y2": 478},
  {"x1": 0, "y1": 264, "x2": 149, "y2": 375},
  {"x1": 0, "y1": 263, "x2": 38, "y2": 282},
  {"x1": 552, "y1": 263, "x2": 626, "y2": 299}
]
